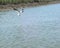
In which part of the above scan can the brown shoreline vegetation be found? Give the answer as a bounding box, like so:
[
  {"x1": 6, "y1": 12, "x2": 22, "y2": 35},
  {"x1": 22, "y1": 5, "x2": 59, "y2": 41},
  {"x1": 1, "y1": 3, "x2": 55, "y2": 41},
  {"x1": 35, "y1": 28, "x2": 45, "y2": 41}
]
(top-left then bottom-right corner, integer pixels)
[{"x1": 0, "y1": 1, "x2": 60, "y2": 11}]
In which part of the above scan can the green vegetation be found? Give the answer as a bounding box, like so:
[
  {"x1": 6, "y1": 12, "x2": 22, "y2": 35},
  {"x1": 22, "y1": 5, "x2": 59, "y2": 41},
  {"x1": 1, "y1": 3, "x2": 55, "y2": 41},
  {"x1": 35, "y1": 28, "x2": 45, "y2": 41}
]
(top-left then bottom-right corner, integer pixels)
[
  {"x1": 0, "y1": 0, "x2": 56, "y2": 5},
  {"x1": 0, "y1": 0, "x2": 32, "y2": 4}
]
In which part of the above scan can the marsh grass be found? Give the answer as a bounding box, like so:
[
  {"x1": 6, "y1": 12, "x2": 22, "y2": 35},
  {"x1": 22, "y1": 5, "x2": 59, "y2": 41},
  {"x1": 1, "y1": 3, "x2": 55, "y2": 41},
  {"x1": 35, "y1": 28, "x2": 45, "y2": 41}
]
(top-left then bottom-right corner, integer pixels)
[
  {"x1": 0, "y1": 0, "x2": 55, "y2": 5},
  {"x1": 0, "y1": 0, "x2": 33, "y2": 4}
]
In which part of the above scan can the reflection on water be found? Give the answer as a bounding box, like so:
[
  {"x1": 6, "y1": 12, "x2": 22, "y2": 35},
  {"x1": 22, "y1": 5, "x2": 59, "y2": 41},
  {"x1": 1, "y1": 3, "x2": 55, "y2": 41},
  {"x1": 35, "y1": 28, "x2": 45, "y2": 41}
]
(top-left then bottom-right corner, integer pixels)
[{"x1": 0, "y1": 4, "x2": 60, "y2": 48}]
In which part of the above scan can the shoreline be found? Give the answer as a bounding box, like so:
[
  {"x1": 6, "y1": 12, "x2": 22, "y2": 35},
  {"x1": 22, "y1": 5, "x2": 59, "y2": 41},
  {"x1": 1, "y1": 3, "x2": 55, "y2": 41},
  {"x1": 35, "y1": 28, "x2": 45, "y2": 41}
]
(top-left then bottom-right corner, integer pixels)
[{"x1": 0, "y1": 1, "x2": 60, "y2": 11}]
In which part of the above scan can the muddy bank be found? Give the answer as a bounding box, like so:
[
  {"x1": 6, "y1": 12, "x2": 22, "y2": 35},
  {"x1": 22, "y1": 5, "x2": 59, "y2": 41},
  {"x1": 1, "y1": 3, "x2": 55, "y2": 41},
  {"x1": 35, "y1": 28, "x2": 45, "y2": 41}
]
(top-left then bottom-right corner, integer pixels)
[{"x1": 0, "y1": 1, "x2": 60, "y2": 11}]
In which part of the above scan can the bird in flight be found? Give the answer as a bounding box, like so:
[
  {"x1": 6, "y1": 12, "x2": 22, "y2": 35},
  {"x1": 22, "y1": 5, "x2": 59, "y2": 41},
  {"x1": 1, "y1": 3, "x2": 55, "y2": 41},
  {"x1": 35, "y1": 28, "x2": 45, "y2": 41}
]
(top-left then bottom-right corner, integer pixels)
[{"x1": 13, "y1": 7, "x2": 24, "y2": 16}]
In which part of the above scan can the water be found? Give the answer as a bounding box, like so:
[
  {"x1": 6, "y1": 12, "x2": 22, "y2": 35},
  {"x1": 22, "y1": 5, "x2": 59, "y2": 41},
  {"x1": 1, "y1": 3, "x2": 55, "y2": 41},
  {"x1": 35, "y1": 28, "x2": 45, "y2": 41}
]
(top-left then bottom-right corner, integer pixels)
[{"x1": 0, "y1": 4, "x2": 60, "y2": 48}]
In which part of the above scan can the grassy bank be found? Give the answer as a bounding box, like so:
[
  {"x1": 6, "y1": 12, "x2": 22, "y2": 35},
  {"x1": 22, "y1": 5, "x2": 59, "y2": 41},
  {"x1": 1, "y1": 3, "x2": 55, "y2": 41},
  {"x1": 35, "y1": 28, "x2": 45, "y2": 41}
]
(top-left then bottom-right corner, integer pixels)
[
  {"x1": 0, "y1": 0, "x2": 60, "y2": 10},
  {"x1": 0, "y1": 0, "x2": 56, "y2": 5}
]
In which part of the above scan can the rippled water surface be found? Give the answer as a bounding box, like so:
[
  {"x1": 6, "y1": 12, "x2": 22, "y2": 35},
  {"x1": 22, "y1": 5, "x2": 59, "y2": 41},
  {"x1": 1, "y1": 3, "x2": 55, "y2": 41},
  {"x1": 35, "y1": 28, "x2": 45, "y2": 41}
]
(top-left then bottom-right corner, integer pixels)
[{"x1": 0, "y1": 4, "x2": 60, "y2": 48}]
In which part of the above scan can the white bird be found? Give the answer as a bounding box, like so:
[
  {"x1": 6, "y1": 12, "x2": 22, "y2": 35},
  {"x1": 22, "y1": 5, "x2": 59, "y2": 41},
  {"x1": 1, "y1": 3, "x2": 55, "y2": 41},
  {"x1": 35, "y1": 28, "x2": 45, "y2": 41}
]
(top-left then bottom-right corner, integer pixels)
[{"x1": 13, "y1": 8, "x2": 24, "y2": 16}]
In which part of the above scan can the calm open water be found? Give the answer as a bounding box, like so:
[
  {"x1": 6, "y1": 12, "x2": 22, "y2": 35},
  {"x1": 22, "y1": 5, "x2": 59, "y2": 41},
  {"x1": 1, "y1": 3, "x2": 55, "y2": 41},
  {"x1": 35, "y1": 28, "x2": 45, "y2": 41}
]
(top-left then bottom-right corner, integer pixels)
[{"x1": 0, "y1": 4, "x2": 60, "y2": 48}]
